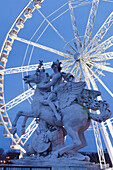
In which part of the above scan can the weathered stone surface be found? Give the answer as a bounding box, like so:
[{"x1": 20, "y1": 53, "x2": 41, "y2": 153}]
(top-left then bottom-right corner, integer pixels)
[{"x1": 9, "y1": 158, "x2": 101, "y2": 170}]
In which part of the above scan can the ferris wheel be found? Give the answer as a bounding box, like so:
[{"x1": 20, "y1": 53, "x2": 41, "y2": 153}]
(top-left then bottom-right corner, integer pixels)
[{"x1": 0, "y1": 0, "x2": 113, "y2": 168}]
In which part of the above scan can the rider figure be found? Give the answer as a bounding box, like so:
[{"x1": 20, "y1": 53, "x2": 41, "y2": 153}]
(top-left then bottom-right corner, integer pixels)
[{"x1": 38, "y1": 60, "x2": 74, "y2": 121}]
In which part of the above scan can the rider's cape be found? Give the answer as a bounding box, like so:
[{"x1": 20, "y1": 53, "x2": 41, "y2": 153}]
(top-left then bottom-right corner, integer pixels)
[{"x1": 55, "y1": 81, "x2": 86, "y2": 109}]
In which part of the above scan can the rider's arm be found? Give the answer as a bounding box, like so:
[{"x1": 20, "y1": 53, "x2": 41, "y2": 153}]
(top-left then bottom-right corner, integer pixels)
[
  {"x1": 38, "y1": 73, "x2": 61, "y2": 89},
  {"x1": 62, "y1": 72, "x2": 74, "y2": 82}
]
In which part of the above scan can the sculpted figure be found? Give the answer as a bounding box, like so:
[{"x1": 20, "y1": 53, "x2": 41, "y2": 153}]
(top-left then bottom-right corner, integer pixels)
[
  {"x1": 24, "y1": 120, "x2": 67, "y2": 157},
  {"x1": 24, "y1": 120, "x2": 50, "y2": 157},
  {"x1": 38, "y1": 60, "x2": 62, "y2": 121},
  {"x1": 38, "y1": 60, "x2": 74, "y2": 121},
  {"x1": 11, "y1": 60, "x2": 111, "y2": 160}
]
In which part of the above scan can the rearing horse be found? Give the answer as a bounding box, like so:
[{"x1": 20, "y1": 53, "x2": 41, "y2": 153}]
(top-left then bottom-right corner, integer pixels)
[{"x1": 11, "y1": 69, "x2": 111, "y2": 157}]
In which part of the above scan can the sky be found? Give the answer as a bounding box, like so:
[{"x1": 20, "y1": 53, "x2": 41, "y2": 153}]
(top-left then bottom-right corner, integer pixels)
[{"x1": 0, "y1": 0, "x2": 113, "y2": 154}]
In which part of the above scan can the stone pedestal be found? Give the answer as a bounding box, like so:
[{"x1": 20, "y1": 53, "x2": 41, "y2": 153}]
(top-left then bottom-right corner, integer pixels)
[{"x1": 6, "y1": 157, "x2": 103, "y2": 170}]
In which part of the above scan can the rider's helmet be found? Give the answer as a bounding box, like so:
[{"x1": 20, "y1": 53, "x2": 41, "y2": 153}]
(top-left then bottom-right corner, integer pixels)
[{"x1": 51, "y1": 59, "x2": 62, "y2": 72}]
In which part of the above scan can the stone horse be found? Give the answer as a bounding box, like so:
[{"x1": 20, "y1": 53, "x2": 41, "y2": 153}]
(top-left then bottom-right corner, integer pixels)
[{"x1": 11, "y1": 69, "x2": 111, "y2": 157}]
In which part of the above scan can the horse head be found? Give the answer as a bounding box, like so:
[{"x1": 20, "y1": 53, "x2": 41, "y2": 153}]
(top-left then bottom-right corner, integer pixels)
[
  {"x1": 23, "y1": 74, "x2": 39, "y2": 84},
  {"x1": 23, "y1": 68, "x2": 50, "y2": 86}
]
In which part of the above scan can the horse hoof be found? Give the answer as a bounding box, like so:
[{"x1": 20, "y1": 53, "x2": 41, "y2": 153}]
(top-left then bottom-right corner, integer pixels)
[
  {"x1": 84, "y1": 155, "x2": 90, "y2": 162},
  {"x1": 10, "y1": 127, "x2": 17, "y2": 135}
]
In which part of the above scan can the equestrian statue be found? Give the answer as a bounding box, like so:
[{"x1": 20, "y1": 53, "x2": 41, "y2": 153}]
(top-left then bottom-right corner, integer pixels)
[{"x1": 11, "y1": 60, "x2": 111, "y2": 161}]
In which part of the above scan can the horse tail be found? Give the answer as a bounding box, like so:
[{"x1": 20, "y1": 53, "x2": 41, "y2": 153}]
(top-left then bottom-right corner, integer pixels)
[{"x1": 89, "y1": 109, "x2": 111, "y2": 123}]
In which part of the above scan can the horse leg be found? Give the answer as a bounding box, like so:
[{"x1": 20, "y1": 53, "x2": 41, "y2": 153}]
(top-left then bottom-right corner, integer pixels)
[
  {"x1": 70, "y1": 131, "x2": 88, "y2": 156},
  {"x1": 12, "y1": 110, "x2": 34, "y2": 127},
  {"x1": 11, "y1": 111, "x2": 34, "y2": 135},
  {"x1": 55, "y1": 125, "x2": 81, "y2": 156},
  {"x1": 54, "y1": 126, "x2": 90, "y2": 161},
  {"x1": 53, "y1": 119, "x2": 90, "y2": 157},
  {"x1": 71, "y1": 131, "x2": 90, "y2": 161},
  {"x1": 21, "y1": 117, "x2": 28, "y2": 135},
  {"x1": 73, "y1": 119, "x2": 91, "y2": 152}
]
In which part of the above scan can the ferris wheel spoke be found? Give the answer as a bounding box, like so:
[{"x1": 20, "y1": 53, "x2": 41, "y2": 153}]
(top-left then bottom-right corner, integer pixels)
[
  {"x1": 23, "y1": 6, "x2": 71, "y2": 66},
  {"x1": 96, "y1": 69, "x2": 105, "y2": 76},
  {"x1": 70, "y1": 62, "x2": 78, "y2": 74},
  {"x1": 0, "y1": 63, "x2": 51, "y2": 75},
  {"x1": 74, "y1": 68, "x2": 82, "y2": 82},
  {"x1": 1, "y1": 59, "x2": 71, "y2": 75},
  {"x1": 106, "y1": 119, "x2": 113, "y2": 138},
  {"x1": 37, "y1": 9, "x2": 76, "y2": 53},
  {"x1": 91, "y1": 52, "x2": 113, "y2": 61},
  {"x1": 47, "y1": 2, "x2": 68, "y2": 19},
  {"x1": 72, "y1": 0, "x2": 92, "y2": 7},
  {"x1": 87, "y1": 36, "x2": 113, "y2": 55},
  {"x1": 78, "y1": 70, "x2": 82, "y2": 81},
  {"x1": 87, "y1": 66, "x2": 98, "y2": 89},
  {"x1": 83, "y1": 0, "x2": 99, "y2": 50},
  {"x1": 62, "y1": 66, "x2": 71, "y2": 72},
  {"x1": 62, "y1": 60, "x2": 75, "y2": 68},
  {"x1": 22, "y1": 3, "x2": 70, "y2": 67},
  {"x1": 68, "y1": 0, "x2": 82, "y2": 52},
  {"x1": 72, "y1": 62, "x2": 80, "y2": 76},
  {"x1": 86, "y1": 64, "x2": 101, "y2": 90},
  {"x1": 30, "y1": 19, "x2": 46, "y2": 42},
  {"x1": 35, "y1": 6, "x2": 70, "y2": 42},
  {"x1": 14, "y1": 36, "x2": 73, "y2": 59},
  {"x1": 102, "y1": 0, "x2": 113, "y2": 2},
  {"x1": 89, "y1": 12, "x2": 113, "y2": 49},
  {"x1": 81, "y1": 62, "x2": 92, "y2": 88},
  {"x1": 88, "y1": 67, "x2": 113, "y2": 97},
  {"x1": 1, "y1": 86, "x2": 35, "y2": 111},
  {"x1": 90, "y1": 61, "x2": 113, "y2": 73}
]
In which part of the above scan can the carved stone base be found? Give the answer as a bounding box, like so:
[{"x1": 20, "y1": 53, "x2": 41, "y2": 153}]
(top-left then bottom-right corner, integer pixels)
[{"x1": 10, "y1": 157, "x2": 103, "y2": 170}]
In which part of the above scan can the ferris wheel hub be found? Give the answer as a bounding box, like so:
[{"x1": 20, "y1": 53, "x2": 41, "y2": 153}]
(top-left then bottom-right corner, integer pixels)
[{"x1": 74, "y1": 52, "x2": 80, "y2": 61}]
